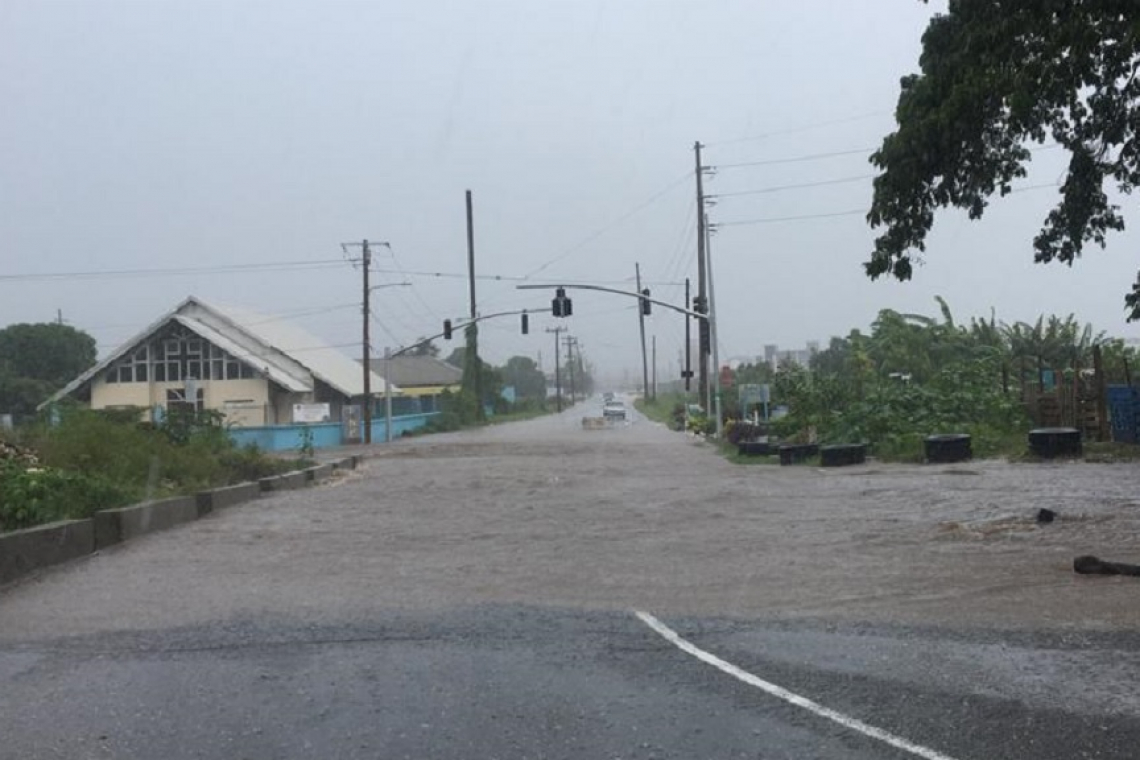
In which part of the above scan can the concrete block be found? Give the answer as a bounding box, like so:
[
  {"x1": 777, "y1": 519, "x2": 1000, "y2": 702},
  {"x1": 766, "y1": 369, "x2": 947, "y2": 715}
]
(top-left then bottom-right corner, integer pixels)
[
  {"x1": 197, "y1": 482, "x2": 260, "y2": 514},
  {"x1": 93, "y1": 495, "x2": 199, "y2": 549},
  {"x1": 306, "y1": 463, "x2": 335, "y2": 482},
  {"x1": 0, "y1": 519, "x2": 95, "y2": 585},
  {"x1": 259, "y1": 470, "x2": 307, "y2": 492}
]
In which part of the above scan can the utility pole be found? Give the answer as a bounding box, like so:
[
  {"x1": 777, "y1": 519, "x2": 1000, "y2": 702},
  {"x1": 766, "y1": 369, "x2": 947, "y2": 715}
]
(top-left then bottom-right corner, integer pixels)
[
  {"x1": 652, "y1": 335, "x2": 657, "y2": 400},
  {"x1": 342, "y1": 238, "x2": 393, "y2": 445},
  {"x1": 706, "y1": 213, "x2": 722, "y2": 438},
  {"x1": 636, "y1": 262, "x2": 650, "y2": 403},
  {"x1": 565, "y1": 335, "x2": 577, "y2": 404},
  {"x1": 547, "y1": 326, "x2": 565, "y2": 411},
  {"x1": 683, "y1": 277, "x2": 693, "y2": 391},
  {"x1": 465, "y1": 190, "x2": 483, "y2": 419},
  {"x1": 694, "y1": 141, "x2": 709, "y2": 412},
  {"x1": 362, "y1": 240, "x2": 373, "y2": 444},
  {"x1": 56, "y1": 309, "x2": 64, "y2": 326}
]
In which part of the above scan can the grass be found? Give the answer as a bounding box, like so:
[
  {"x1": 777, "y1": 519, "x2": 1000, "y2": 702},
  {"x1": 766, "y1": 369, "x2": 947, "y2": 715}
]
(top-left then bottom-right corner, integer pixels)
[{"x1": 635, "y1": 393, "x2": 689, "y2": 427}]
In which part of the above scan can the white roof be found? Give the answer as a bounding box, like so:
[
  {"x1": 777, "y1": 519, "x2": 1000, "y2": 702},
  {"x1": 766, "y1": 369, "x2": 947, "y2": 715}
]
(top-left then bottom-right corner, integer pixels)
[
  {"x1": 204, "y1": 301, "x2": 389, "y2": 397},
  {"x1": 44, "y1": 296, "x2": 395, "y2": 406}
]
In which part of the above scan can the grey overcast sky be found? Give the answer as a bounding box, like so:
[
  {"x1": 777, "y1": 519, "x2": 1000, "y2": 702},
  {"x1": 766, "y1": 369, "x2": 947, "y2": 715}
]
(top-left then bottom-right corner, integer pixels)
[{"x1": 4, "y1": 0, "x2": 1140, "y2": 384}]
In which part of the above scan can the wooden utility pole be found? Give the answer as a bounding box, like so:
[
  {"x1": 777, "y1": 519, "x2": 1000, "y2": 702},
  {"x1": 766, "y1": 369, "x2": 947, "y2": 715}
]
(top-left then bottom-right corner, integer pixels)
[
  {"x1": 547, "y1": 326, "x2": 565, "y2": 411},
  {"x1": 566, "y1": 335, "x2": 577, "y2": 403},
  {"x1": 636, "y1": 262, "x2": 650, "y2": 403},
  {"x1": 652, "y1": 335, "x2": 657, "y2": 400},
  {"x1": 683, "y1": 277, "x2": 693, "y2": 391},
  {"x1": 694, "y1": 141, "x2": 709, "y2": 411},
  {"x1": 361, "y1": 239, "x2": 373, "y2": 444},
  {"x1": 464, "y1": 190, "x2": 483, "y2": 419}
]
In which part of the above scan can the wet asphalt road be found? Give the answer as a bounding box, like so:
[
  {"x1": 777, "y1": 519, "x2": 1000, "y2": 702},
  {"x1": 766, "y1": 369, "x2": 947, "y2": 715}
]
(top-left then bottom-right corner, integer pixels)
[{"x1": 3, "y1": 400, "x2": 1140, "y2": 759}]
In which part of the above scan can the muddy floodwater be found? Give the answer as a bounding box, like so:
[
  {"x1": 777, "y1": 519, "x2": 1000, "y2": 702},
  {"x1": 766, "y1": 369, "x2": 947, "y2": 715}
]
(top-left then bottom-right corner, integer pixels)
[{"x1": 3, "y1": 405, "x2": 1140, "y2": 640}]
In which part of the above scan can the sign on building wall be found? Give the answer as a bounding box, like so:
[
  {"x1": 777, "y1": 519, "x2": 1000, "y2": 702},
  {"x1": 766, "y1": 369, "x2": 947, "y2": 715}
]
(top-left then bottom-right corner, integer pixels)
[{"x1": 292, "y1": 403, "x2": 331, "y2": 423}]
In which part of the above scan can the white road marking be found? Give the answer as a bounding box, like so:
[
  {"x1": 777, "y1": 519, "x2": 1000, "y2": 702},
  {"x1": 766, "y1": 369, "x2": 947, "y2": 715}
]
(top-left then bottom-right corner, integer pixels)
[{"x1": 633, "y1": 610, "x2": 962, "y2": 760}]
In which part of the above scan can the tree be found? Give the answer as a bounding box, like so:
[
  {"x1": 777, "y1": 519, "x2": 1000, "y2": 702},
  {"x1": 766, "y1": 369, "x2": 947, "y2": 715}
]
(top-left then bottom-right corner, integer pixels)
[
  {"x1": 0, "y1": 323, "x2": 97, "y2": 417},
  {"x1": 444, "y1": 347, "x2": 465, "y2": 368},
  {"x1": 501, "y1": 356, "x2": 547, "y2": 401},
  {"x1": 406, "y1": 338, "x2": 440, "y2": 358},
  {"x1": 867, "y1": 2, "x2": 1140, "y2": 318}
]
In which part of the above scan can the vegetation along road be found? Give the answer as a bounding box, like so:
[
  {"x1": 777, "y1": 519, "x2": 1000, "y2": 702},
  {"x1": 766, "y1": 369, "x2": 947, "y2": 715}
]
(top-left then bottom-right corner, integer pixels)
[{"x1": 3, "y1": 406, "x2": 1140, "y2": 759}]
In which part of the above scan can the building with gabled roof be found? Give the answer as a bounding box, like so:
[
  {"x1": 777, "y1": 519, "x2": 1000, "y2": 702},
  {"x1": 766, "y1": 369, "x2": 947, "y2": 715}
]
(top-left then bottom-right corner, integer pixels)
[{"x1": 44, "y1": 296, "x2": 397, "y2": 427}]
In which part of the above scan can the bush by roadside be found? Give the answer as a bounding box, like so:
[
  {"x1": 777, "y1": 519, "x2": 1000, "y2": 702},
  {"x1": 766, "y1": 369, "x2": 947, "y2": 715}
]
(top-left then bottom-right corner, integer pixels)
[{"x1": 1, "y1": 407, "x2": 306, "y2": 532}]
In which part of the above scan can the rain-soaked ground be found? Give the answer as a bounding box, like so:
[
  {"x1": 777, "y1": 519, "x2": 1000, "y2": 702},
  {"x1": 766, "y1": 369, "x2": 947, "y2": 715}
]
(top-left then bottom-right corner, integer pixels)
[{"x1": 4, "y1": 400, "x2": 1140, "y2": 759}]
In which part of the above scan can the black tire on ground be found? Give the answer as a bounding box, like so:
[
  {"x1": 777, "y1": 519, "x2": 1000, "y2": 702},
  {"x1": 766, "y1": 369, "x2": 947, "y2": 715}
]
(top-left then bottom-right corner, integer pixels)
[
  {"x1": 924, "y1": 433, "x2": 972, "y2": 463},
  {"x1": 778, "y1": 443, "x2": 819, "y2": 466},
  {"x1": 819, "y1": 444, "x2": 867, "y2": 467},
  {"x1": 737, "y1": 441, "x2": 772, "y2": 457},
  {"x1": 1028, "y1": 427, "x2": 1082, "y2": 458}
]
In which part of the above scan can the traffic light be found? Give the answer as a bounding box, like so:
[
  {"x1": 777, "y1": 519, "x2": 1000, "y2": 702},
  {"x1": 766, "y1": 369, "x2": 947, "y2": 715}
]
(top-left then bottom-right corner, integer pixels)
[
  {"x1": 443, "y1": 319, "x2": 453, "y2": 340},
  {"x1": 521, "y1": 311, "x2": 529, "y2": 334},
  {"x1": 692, "y1": 295, "x2": 707, "y2": 314},
  {"x1": 552, "y1": 287, "x2": 573, "y2": 318},
  {"x1": 640, "y1": 288, "x2": 651, "y2": 316},
  {"x1": 699, "y1": 320, "x2": 711, "y2": 354}
]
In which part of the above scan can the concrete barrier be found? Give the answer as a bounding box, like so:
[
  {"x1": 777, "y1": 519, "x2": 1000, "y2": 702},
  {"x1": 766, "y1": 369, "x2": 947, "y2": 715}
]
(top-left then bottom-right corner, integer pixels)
[
  {"x1": 2, "y1": 465, "x2": 320, "y2": 586},
  {"x1": 195, "y1": 481, "x2": 261, "y2": 516},
  {"x1": 305, "y1": 463, "x2": 335, "y2": 483},
  {"x1": 259, "y1": 470, "x2": 308, "y2": 492},
  {"x1": 0, "y1": 519, "x2": 95, "y2": 585},
  {"x1": 93, "y1": 495, "x2": 199, "y2": 549}
]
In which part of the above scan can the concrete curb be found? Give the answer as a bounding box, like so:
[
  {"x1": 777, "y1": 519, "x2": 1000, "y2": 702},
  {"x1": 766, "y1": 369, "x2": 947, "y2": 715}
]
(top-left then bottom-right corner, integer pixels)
[
  {"x1": 305, "y1": 463, "x2": 335, "y2": 482},
  {"x1": 0, "y1": 519, "x2": 95, "y2": 585},
  {"x1": 93, "y1": 495, "x2": 199, "y2": 550},
  {"x1": 2, "y1": 462, "x2": 336, "y2": 587},
  {"x1": 196, "y1": 481, "x2": 260, "y2": 516},
  {"x1": 259, "y1": 470, "x2": 308, "y2": 492}
]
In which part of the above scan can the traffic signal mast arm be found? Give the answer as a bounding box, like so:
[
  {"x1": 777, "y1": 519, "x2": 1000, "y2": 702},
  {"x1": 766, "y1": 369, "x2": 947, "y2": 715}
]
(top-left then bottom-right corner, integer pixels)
[
  {"x1": 515, "y1": 283, "x2": 708, "y2": 320},
  {"x1": 392, "y1": 308, "x2": 536, "y2": 358}
]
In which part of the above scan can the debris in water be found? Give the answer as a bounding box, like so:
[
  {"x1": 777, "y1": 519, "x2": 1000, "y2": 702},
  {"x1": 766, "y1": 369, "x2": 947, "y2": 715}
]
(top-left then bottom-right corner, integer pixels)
[
  {"x1": 1073, "y1": 555, "x2": 1140, "y2": 577},
  {"x1": 1036, "y1": 508, "x2": 1056, "y2": 524}
]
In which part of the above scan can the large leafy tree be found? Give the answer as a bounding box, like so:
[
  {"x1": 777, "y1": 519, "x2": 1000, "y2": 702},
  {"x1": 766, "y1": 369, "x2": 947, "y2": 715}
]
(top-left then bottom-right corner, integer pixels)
[
  {"x1": 501, "y1": 356, "x2": 547, "y2": 401},
  {"x1": 0, "y1": 323, "x2": 97, "y2": 417},
  {"x1": 868, "y1": 1, "x2": 1140, "y2": 318}
]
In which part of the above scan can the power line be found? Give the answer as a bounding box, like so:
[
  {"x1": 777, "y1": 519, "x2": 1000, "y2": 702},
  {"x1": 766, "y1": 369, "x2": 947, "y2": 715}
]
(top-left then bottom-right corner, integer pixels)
[
  {"x1": 714, "y1": 147, "x2": 875, "y2": 170},
  {"x1": 523, "y1": 171, "x2": 693, "y2": 279},
  {"x1": 714, "y1": 182, "x2": 1062, "y2": 227},
  {"x1": 712, "y1": 174, "x2": 875, "y2": 198},
  {"x1": 707, "y1": 110, "x2": 892, "y2": 147},
  {"x1": 0, "y1": 259, "x2": 346, "y2": 283},
  {"x1": 715, "y1": 209, "x2": 867, "y2": 227}
]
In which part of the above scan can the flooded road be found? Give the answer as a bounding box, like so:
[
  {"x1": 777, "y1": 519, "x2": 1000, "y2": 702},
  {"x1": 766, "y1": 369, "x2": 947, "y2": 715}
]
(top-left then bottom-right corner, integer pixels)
[{"x1": 3, "y1": 400, "x2": 1140, "y2": 758}]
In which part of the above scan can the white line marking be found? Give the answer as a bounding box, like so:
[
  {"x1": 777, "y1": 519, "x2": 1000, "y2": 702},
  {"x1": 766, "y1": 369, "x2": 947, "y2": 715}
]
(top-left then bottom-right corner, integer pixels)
[{"x1": 633, "y1": 610, "x2": 962, "y2": 760}]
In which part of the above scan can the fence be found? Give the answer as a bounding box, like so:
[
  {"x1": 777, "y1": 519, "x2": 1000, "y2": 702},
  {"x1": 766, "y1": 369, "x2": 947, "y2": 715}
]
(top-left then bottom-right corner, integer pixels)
[{"x1": 227, "y1": 412, "x2": 438, "y2": 452}]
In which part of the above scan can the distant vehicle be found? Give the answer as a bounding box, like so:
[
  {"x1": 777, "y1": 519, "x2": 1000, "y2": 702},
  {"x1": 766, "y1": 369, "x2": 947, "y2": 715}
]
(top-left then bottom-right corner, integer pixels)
[
  {"x1": 603, "y1": 392, "x2": 615, "y2": 403},
  {"x1": 602, "y1": 400, "x2": 627, "y2": 421}
]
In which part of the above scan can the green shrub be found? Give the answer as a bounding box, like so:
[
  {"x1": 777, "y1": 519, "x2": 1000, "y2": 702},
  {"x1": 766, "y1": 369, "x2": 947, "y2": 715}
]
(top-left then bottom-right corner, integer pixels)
[{"x1": 0, "y1": 462, "x2": 134, "y2": 531}]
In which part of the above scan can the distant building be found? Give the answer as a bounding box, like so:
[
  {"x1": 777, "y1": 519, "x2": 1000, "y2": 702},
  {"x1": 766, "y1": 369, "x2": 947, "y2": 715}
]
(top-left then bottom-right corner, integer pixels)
[
  {"x1": 43, "y1": 296, "x2": 397, "y2": 426},
  {"x1": 762, "y1": 342, "x2": 820, "y2": 370},
  {"x1": 367, "y1": 354, "x2": 461, "y2": 414}
]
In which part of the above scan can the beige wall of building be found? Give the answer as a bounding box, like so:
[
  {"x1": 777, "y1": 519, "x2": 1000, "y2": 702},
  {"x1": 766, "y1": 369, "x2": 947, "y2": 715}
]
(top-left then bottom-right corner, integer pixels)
[{"x1": 89, "y1": 375, "x2": 274, "y2": 427}]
